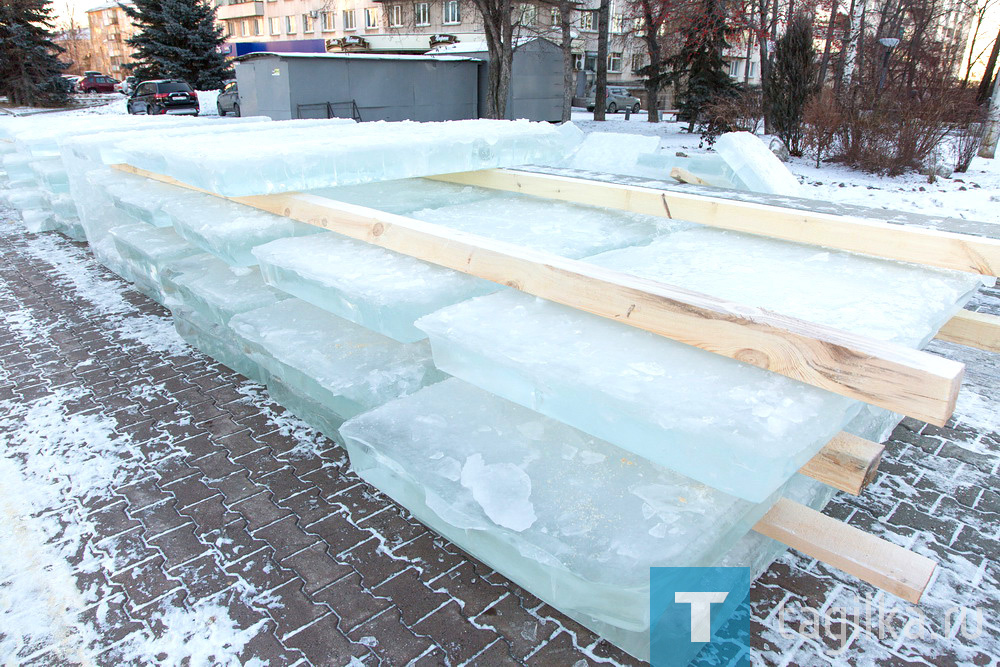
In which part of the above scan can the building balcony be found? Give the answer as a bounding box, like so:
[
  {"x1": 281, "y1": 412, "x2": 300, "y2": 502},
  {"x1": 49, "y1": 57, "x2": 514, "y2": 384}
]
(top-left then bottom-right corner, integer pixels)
[{"x1": 217, "y1": 1, "x2": 264, "y2": 19}]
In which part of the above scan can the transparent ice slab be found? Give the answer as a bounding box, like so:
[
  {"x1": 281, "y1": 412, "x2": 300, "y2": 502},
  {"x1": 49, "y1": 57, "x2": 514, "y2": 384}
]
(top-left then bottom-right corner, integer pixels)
[
  {"x1": 104, "y1": 171, "x2": 191, "y2": 227},
  {"x1": 308, "y1": 177, "x2": 494, "y2": 215},
  {"x1": 564, "y1": 131, "x2": 660, "y2": 174},
  {"x1": 714, "y1": 132, "x2": 802, "y2": 196},
  {"x1": 109, "y1": 223, "x2": 202, "y2": 303},
  {"x1": 160, "y1": 254, "x2": 289, "y2": 327},
  {"x1": 416, "y1": 229, "x2": 980, "y2": 502},
  {"x1": 339, "y1": 377, "x2": 784, "y2": 659},
  {"x1": 115, "y1": 119, "x2": 575, "y2": 196},
  {"x1": 252, "y1": 187, "x2": 673, "y2": 342},
  {"x1": 171, "y1": 306, "x2": 270, "y2": 384},
  {"x1": 228, "y1": 298, "x2": 445, "y2": 424},
  {"x1": 253, "y1": 233, "x2": 498, "y2": 343},
  {"x1": 162, "y1": 190, "x2": 322, "y2": 266},
  {"x1": 409, "y1": 192, "x2": 679, "y2": 258}
]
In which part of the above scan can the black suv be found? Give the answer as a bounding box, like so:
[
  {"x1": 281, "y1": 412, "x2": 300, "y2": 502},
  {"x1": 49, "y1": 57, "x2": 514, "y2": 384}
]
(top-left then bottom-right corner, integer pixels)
[{"x1": 127, "y1": 80, "x2": 199, "y2": 116}]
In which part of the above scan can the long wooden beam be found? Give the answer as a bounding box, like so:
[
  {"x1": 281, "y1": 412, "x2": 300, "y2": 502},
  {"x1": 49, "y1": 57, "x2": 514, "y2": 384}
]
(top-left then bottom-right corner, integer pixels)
[
  {"x1": 754, "y1": 498, "x2": 936, "y2": 603},
  {"x1": 935, "y1": 309, "x2": 1000, "y2": 353},
  {"x1": 112, "y1": 164, "x2": 965, "y2": 426},
  {"x1": 430, "y1": 169, "x2": 1000, "y2": 277},
  {"x1": 800, "y1": 433, "x2": 884, "y2": 495}
]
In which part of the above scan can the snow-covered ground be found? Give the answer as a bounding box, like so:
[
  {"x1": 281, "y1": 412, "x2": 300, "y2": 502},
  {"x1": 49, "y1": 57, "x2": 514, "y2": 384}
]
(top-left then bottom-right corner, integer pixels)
[
  {"x1": 35, "y1": 89, "x2": 221, "y2": 117},
  {"x1": 569, "y1": 108, "x2": 1000, "y2": 225}
]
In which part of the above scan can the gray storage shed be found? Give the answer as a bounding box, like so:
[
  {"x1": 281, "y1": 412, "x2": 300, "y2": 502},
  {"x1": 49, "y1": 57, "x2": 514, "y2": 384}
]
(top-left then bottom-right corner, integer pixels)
[
  {"x1": 429, "y1": 37, "x2": 564, "y2": 122},
  {"x1": 233, "y1": 52, "x2": 480, "y2": 121}
]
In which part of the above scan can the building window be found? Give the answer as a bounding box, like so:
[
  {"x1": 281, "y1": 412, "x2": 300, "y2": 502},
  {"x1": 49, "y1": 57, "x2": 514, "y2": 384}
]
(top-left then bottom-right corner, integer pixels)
[
  {"x1": 519, "y1": 3, "x2": 536, "y2": 25},
  {"x1": 608, "y1": 52, "x2": 622, "y2": 72},
  {"x1": 631, "y1": 52, "x2": 645, "y2": 72},
  {"x1": 322, "y1": 10, "x2": 335, "y2": 30},
  {"x1": 343, "y1": 8, "x2": 356, "y2": 30},
  {"x1": 285, "y1": 14, "x2": 296, "y2": 33},
  {"x1": 572, "y1": 53, "x2": 583, "y2": 70},
  {"x1": 443, "y1": 0, "x2": 460, "y2": 24},
  {"x1": 269, "y1": 16, "x2": 280, "y2": 34},
  {"x1": 364, "y1": 6, "x2": 380, "y2": 28},
  {"x1": 727, "y1": 60, "x2": 740, "y2": 77},
  {"x1": 611, "y1": 13, "x2": 624, "y2": 33},
  {"x1": 389, "y1": 4, "x2": 402, "y2": 26},
  {"x1": 240, "y1": 19, "x2": 249, "y2": 36},
  {"x1": 550, "y1": 6, "x2": 560, "y2": 24},
  {"x1": 252, "y1": 16, "x2": 263, "y2": 34},
  {"x1": 415, "y1": 2, "x2": 429, "y2": 26},
  {"x1": 580, "y1": 11, "x2": 595, "y2": 30},
  {"x1": 302, "y1": 12, "x2": 314, "y2": 31}
]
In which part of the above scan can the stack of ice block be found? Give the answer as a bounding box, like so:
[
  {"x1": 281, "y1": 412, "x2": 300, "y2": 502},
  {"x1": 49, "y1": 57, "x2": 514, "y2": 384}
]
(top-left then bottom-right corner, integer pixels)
[
  {"x1": 252, "y1": 184, "x2": 676, "y2": 342},
  {"x1": 0, "y1": 116, "x2": 983, "y2": 661},
  {"x1": 114, "y1": 119, "x2": 578, "y2": 196}
]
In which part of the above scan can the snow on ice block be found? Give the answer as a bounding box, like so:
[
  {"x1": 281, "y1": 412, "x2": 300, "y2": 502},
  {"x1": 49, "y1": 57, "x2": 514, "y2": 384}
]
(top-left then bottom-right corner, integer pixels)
[
  {"x1": 6, "y1": 188, "x2": 47, "y2": 211},
  {"x1": 109, "y1": 224, "x2": 202, "y2": 304},
  {"x1": 20, "y1": 208, "x2": 58, "y2": 233},
  {"x1": 338, "y1": 378, "x2": 784, "y2": 659},
  {"x1": 416, "y1": 233, "x2": 980, "y2": 502},
  {"x1": 160, "y1": 254, "x2": 289, "y2": 327},
  {"x1": 565, "y1": 131, "x2": 660, "y2": 174},
  {"x1": 163, "y1": 190, "x2": 322, "y2": 266},
  {"x1": 409, "y1": 192, "x2": 678, "y2": 259},
  {"x1": 309, "y1": 177, "x2": 494, "y2": 215},
  {"x1": 714, "y1": 132, "x2": 801, "y2": 196},
  {"x1": 115, "y1": 119, "x2": 573, "y2": 196},
  {"x1": 253, "y1": 233, "x2": 497, "y2": 343},
  {"x1": 228, "y1": 298, "x2": 445, "y2": 426}
]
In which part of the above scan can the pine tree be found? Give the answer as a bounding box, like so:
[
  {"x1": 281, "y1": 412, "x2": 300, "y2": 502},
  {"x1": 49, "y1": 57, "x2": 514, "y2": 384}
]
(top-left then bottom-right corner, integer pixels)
[
  {"x1": 123, "y1": 0, "x2": 232, "y2": 90},
  {"x1": 0, "y1": 0, "x2": 69, "y2": 107},
  {"x1": 764, "y1": 14, "x2": 818, "y2": 156},
  {"x1": 667, "y1": 0, "x2": 738, "y2": 133}
]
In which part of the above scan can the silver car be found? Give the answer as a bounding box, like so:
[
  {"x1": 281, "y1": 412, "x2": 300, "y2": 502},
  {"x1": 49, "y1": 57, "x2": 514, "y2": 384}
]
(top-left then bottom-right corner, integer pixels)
[
  {"x1": 586, "y1": 86, "x2": 641, "y2": 114},
  {"x1": 217, "y1": 80, "x2": 240, "y2": 117}
]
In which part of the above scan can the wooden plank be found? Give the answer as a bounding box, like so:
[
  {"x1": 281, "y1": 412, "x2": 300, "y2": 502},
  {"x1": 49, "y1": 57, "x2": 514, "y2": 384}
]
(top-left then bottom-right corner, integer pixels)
[
  {"x1": 799, "y1": 433, "x2": 884, "y2": 495},
  {"x1": 112, "y1": 163, "x2": 966, "y2": 426},
  {"x1": 754, "y1": 498, "x2": 936, "y2": 603},
  {"x1": 670, "y1": 167, "x2": 714, "y2": 187},
  {"x1": 936, "y1": 309, "x2": 1000, "y2": 353},
  {"x1": 430, "y1": 169, "x2": 1000, "y2": 277}
]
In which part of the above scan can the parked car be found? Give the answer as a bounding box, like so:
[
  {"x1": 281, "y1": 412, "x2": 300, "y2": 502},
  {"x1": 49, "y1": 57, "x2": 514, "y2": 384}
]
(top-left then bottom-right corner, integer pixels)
[
  {"x1": 127, "y1": 80, "x2": 199, "y2": 116},
  {"x1": 77, "y1": 73, "x2": 118, "y2": 94},
  {"x1": 216, "y1": 80, "x2": 240, "y2": 116},
  {"x1": 61, "y1": 75, "x2": 82, "y2": 92},
  {"x1": 585, "y1": 86, "x2": 641, "y2": 114},
  {"x1": 116, "y1": 76, "x2": 137, "y2": 95}
]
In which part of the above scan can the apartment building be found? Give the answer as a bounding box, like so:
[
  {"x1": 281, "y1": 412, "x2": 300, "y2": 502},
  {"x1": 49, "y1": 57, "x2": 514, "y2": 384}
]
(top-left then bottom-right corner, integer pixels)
[
  {"x1": 86, "y1": 1, "x2": 140, "y2": 79},
  {"x1": 214, "y1": 0, "x2": 652, "y2": 86}
]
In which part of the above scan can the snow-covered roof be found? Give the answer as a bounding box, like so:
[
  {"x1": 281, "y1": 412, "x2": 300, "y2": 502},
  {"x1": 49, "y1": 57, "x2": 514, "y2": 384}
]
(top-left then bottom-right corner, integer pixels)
[
  {"x1": 85, "y1": 0, "x2": 132, "y2": 12},
  {"x1": 235, "y1": 51, "x2": 479, "y2": 63}
]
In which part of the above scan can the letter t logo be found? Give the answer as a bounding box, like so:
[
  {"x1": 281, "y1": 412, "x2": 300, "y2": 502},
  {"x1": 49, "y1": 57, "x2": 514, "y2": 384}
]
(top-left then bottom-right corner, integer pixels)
[{"x1": 674, "y1": 591, "x2": 729, "y2": 642}]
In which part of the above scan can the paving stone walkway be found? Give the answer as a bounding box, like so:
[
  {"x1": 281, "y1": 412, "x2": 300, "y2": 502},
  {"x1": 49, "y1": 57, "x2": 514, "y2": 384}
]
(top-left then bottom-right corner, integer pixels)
[{"x1": 0, "y1": 212, "x2": 997, "y2": 666}]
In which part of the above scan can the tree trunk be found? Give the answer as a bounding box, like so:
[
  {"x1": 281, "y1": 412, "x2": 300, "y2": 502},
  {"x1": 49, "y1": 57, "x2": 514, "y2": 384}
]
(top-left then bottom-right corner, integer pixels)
[
  {"x1": 818, "y1": 0, "x2": 839, "y2": 86},
  {"x1": 560, "y1": 0, "x2": 573, "y2": 121},
  {"x1": 594, "y1": 0, "x2": 610, "y2": 121},
  {"x1": 977, "y1": 28, "x2": 1000, "y2": 105},
  {"x1": 476, "y1": 0, "x2": 514, "y2": 119},
  {"x1": 841, "y1": 0, "x2": 867, "y2": 88},
  {"x1": 641, "y1": 0, "x2": 662, "y2": 122},
  {"x1": 979, "y1": 66, "x2": 1000, "y2": 158}
]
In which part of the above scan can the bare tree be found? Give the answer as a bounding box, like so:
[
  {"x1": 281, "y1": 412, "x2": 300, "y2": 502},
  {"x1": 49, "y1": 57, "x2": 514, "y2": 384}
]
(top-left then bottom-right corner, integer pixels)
[
  {"x1": 963, "y1": 0, "x2": 1000, "y2": 86},
  {"x1": 593, "y1": 0, "x2": 611, "y2": 119}
]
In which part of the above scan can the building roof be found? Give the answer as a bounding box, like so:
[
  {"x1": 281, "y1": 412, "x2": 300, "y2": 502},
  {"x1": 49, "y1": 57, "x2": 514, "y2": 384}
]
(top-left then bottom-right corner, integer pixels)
[
  {"x1": 234, "y1": 51, "x2": 479, "y2": 63},
  {"x1": 85, "y1": 1, "x2": 132, "y2": 13}
]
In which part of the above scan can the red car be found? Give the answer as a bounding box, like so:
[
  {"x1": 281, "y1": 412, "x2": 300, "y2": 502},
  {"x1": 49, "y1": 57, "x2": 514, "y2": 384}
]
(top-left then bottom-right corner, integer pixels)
[{"x1": 77, "y1": 73, "x2": 118, "y2": 94}]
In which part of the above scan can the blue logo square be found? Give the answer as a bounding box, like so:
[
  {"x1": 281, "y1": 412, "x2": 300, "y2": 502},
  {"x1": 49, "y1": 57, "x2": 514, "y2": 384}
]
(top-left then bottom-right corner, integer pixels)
[{"x1": 650, "y1": 567, "x2": 754, "y2": 667}]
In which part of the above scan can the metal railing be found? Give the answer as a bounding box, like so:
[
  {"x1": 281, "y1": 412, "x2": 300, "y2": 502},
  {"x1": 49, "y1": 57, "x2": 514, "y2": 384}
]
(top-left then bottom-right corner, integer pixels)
[{"x1": 295, "y1": 100, "x2": 362, "y2": 122}]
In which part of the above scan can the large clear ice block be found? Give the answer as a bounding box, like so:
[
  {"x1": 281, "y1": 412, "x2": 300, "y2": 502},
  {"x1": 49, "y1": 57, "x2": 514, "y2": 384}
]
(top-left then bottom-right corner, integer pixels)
[
  {"x1": 163, "y1": 191, "x2": 321, "y2": 266},
  {"x1": 115, "y1": 119, "x2": 575, "y2": 196},
  {"x1": 415, "y1": 230, "x2": 980, "y2": 502},
  {"x1": 228, "y1": 298, "x2": 445, "y2": 428},
  {"x1": 339, "y1": 377, "x2": 784, "y2": 660},
  {"x1": 108, "y1": 223, "x2": 202, "y2": 303},
  {"x1": 253, "y1": 233, "x2": 496, "y2": 342}
]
